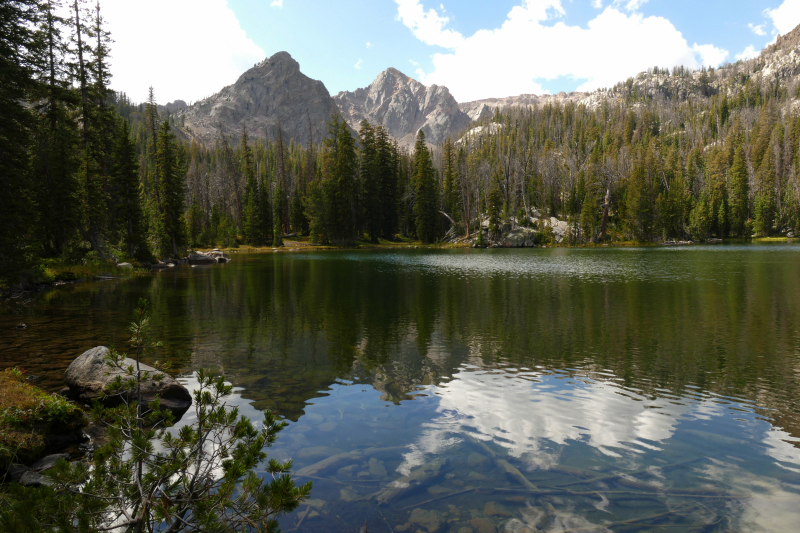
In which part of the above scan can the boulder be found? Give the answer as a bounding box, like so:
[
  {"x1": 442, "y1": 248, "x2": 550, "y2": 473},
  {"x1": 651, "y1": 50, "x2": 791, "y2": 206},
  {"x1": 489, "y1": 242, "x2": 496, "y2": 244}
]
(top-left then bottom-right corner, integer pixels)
[
  {"x1": 501, "y1": 228, "x2": 537, "y2": 248},
  {"x1": 207, "y1": 250, "x2": 230, "y2": 263},
  {"x1": 117, "y1": 262, "x2": 133, "y2": 270},
  {"x1": 31, "y1": 453, "x2": 70, "y2": 472},
  {"x1": 20, "y1": 470, "x2": 52, "y2": 487},
  {"x1": 65, "y1": 347, "x2": 192, "y2": 418},
  {"x1": 187, "y1": 252, "x2": 217, "y2": 265}
]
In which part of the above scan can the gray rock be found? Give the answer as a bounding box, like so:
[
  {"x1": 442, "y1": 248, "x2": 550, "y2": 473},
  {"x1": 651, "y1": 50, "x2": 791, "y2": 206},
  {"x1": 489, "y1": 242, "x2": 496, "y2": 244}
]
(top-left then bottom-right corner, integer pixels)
[
  {"x1": 501, "y1": 228, "x2": 537, "y2": 248},
  {"x1": 117, "y1": 262, "x2": 133, "y2": 270},
  {"x1": 178, "y1": 51, "x2": 339, "y2": 147},
  {"x1": 187, "y1": 252, "x2": 217, "y2": 265},
  {"x1": 65, "y1": 346, "x2": 191, "y2": 418},
  {"x1": 20, "y1": 470, "x2": 52, "y2": 487},
  {"x1": 30, "y1": 453, "x2": 70, "y2": 472}
]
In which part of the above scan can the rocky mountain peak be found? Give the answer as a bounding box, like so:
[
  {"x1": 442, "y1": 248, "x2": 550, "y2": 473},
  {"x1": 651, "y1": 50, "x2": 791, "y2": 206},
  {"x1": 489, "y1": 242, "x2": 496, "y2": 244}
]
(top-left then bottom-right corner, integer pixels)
[
  {"x1": 333, "y1": 68, "x2": 470, "y2": 148},
  {"x1": 251, "y1": 51, "x2": 300, "y2": 77},
  {"x1": 175, "y1": 51, "x2": 337, "y2": 146}
]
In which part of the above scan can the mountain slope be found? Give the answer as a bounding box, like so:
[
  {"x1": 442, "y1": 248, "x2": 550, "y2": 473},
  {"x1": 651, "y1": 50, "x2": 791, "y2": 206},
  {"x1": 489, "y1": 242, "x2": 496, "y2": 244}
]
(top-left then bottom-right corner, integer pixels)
[{"x1": 176, "y1": 52, "x2": 338, "y2": 146}]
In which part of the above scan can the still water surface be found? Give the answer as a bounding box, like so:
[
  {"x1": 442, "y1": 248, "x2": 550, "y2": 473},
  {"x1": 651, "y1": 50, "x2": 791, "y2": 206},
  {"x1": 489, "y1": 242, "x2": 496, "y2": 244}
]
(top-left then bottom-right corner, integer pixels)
[{"x1": 2, "y1": 246, "x2": 800, "y2": 531}]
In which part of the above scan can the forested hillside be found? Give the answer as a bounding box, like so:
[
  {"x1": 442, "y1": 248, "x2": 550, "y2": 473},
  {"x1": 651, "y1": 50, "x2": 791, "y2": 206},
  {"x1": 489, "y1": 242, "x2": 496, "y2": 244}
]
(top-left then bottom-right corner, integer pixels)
[{"x1": 3, "y1": 0, "x2": 800, "y2": 290}]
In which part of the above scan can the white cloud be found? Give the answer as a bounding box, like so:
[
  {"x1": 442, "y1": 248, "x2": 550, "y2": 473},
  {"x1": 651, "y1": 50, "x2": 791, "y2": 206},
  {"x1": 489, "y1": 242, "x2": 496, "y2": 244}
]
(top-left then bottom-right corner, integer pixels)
[
  {"x1": 354, "y1": 58, "x2": 363, "y2": 69},
  {"x1": 591, "y1": 0, "x2": 603, "y2": 8},
  {"x1": 693, "y1": 43, "x2": 729, "y2": 67},
  {"x1": 616, "y1": 0, "x2": 649, "y2": 11},
  {"x1": 270, "y1": 0, "x2": 283, "y2": 8},
  {"x1": 97, "y1": 0, "x2": 264, "y2": 104},
  {"x1": 749, "y1": 22, "x2": 766, "y2": 36},
  {"x1": 736, "y1": 45, "x2": 759, "y2": 61},
  {"x1": 766, "y1": 0, "x2": 800, "y2": 35},
  {"x1": 395, "y1": 0, "x2": 465, "y2": 48},
  {"x1": 366, "y1": 41, "x2": 372, "y2": 48},
  {"x1": 395, "y1": 1, "x2": 728, "y2": 102}
]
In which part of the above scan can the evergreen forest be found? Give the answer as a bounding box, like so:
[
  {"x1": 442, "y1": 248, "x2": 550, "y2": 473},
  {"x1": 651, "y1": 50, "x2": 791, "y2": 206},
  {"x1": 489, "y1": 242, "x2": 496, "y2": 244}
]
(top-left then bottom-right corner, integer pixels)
[{"x1": 3, "y1": 0, "x2": 800, "y2": 290}]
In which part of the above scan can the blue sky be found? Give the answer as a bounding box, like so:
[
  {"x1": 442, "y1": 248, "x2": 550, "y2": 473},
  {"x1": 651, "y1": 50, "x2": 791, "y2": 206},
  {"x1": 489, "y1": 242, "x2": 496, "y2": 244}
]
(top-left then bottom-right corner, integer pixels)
[{"x1": 101, "y1": 0, "x2": 800, "y2": 103}]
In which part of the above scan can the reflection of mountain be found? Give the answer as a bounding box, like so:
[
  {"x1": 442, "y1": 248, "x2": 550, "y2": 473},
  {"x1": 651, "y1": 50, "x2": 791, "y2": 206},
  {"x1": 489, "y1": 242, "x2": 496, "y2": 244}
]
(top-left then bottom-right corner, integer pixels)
[{"x1": 3, "y1": 248, "x2": 800, "y2": 444}]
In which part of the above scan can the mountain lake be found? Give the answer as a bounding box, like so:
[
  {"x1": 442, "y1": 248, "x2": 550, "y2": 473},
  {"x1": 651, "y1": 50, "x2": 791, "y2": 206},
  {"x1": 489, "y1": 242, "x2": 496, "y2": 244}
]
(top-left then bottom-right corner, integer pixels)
[{"x1": 2, "y1": 245, "x2": 799, "y2": 532}]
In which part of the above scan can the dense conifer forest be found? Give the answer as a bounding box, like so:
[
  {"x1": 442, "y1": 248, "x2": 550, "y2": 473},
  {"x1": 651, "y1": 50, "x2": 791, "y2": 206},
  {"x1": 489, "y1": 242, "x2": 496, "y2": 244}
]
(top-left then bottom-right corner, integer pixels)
[{"x1": 3, "y1": 0, "x2": 800, "y2": 290}]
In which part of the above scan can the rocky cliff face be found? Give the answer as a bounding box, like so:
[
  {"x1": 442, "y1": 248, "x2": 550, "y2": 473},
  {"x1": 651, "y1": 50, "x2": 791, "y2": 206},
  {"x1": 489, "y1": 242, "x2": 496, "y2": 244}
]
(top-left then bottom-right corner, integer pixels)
[
  {"x1": 175, "y1": 52, "x2": 338, "y2": 146},
  {"x1": 333, "y1": 68, "x2": 471, "y2": 148}
]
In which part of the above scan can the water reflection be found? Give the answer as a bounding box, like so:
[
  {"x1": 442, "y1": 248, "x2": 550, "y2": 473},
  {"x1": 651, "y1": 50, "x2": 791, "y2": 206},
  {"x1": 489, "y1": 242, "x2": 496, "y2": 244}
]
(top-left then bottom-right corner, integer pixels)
[
  {"x1": 261, "y1": 365, "x2": 800, "y2": 532},
  {"x1": 2, "y1": 246, "x2": 800, "y2": 530}
]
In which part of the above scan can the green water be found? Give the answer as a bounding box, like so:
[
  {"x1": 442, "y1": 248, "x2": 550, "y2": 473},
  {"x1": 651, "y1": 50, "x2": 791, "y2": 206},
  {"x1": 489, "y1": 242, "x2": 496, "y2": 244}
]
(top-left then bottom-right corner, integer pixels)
[{"x1": 2, "y1": 246, "x2": 800, "y2": 531}]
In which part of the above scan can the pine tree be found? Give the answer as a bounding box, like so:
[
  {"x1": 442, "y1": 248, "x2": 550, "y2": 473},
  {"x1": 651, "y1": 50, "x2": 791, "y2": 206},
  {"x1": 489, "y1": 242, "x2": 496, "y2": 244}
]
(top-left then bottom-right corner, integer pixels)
[
  {"x1": 413, "y1": 130, "x2": 440, "y2": 244},
  {"x1": 110, "y1": 119, "x2": 144, "y2": 259},
  {"x1": 754, "y1": 146, "x2": 777, "y2": 236},
  {"x1": 240, "y1": 128, "x2": 261, "y2": 245},
  {"x1": 272, "y1": 178, "x2": 284, "y2": 247},
  {"x1": 442, "y1": 137, "x2": 459, "y2": 228},
  {"x1": 378, "y1": 128, "x2": 399, "y2": 240},
  {"x1": 0, "y1": 0, "x2": 41, "y2": 285},
  {"x1": 359, "y1": 119, "x2": 380, "y2": 242},
  {"x1": 319, "y1": 115, "x2": 357, "y2": 245},
  {"x1": 728, "y1": 144, "x2": 749, "y2": 237},
  {"x1": 259, "y1": 164, "x2": 273, "y2": 245},
  {"x1": 155, "y1": 120, "x2": 185, "y2": 257},
  {"x1": 185, "y1": 194, "x2": 202, "y2": 247},
  {"x1": 31, "y1": 0, "x2": 80, "y2": 257}
]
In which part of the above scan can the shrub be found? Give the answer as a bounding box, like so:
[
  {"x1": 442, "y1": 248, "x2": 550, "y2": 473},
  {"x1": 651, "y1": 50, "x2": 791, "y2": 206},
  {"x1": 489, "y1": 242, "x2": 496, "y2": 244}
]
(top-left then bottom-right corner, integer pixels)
[{"x1": 0, "y1": 300, "x2": 311, "y2": 532}]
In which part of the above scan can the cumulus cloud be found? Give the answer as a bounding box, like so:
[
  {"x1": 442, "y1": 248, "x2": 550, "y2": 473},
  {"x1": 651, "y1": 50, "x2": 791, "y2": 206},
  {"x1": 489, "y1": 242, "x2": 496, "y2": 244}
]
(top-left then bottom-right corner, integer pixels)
[
  {"x1": 396, "y1": 0, "x2": 728, "y2": 101},
  {"x1": 749, "y1": 22, "x2": 766, "y2": 36},
  {"x1": 591, "y1": 0, "x2": 603, "y2": 8},
  {"x1": 96, "y1": 0, "x2": 264, "y2": 104},
  {"x1": 736, "y1": 45, "x2": 759, "y2": 61},
  {"x1": 766, "y1": 0, "x2": 800, "y2": 35},
  {"x1": 354, "y1": 58, "x2": 363, "y2": 69},
  {"x1": 616, "y1": 0, "x2": 649, "y2": 11},
  {"x1": 395, "y1": 0, "x2": 465, "y2": 48},
  {"x1": 270, "y1": 0, "x2": 283, "y2": 8}
]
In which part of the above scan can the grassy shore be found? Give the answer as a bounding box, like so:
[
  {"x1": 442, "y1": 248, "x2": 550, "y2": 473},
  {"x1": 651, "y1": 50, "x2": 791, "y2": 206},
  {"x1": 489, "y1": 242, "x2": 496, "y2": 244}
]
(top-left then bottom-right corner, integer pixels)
[{"x1": 0, "y1": 369, "x2": 85, "y2": 471}]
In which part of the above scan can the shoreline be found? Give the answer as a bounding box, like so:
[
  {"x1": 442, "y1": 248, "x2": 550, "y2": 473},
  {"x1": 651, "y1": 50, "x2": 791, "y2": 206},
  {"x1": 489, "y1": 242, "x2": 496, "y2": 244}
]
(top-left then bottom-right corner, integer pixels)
[{"x1": 4, "y1": 236, "x2": 797, "y2": 300}]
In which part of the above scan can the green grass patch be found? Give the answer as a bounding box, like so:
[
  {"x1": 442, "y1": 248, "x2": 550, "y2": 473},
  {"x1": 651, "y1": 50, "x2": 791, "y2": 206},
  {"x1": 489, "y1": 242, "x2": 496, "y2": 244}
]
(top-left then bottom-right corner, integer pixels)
[{"x1": 0, "y1": 369, "x2": 85, "y2": 469}]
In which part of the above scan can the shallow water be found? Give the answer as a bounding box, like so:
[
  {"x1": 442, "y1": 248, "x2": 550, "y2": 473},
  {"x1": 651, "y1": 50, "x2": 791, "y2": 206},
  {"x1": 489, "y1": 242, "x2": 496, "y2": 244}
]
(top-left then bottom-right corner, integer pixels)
[{"x1": 2, "y1": 245, "x2": 800, "y2": 531}]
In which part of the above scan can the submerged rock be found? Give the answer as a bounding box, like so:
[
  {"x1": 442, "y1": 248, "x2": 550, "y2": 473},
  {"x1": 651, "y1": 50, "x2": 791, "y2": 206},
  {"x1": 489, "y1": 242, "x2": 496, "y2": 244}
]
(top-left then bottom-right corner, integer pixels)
[
  {"x1": 65, "y1": 346, "x2": 192, "y2": 418},
  {"x1": 409, "y1": 508, "x2": 444, "y2": 533}
]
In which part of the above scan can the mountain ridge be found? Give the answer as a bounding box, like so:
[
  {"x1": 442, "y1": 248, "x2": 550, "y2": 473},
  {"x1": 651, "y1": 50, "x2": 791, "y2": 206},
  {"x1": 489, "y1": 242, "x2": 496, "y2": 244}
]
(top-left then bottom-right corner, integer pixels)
[{"x1": 172, "y1": 27, "x2": 800, "y2": 148}]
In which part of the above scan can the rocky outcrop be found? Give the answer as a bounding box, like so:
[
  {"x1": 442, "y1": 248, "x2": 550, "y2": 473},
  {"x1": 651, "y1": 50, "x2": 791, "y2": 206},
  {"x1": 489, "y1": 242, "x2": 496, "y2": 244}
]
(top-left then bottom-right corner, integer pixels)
[
  {"x1": 187, "y1": 249, "x2": 229, "y2": 265},
  {"x1": 334, "y1": 68, "x2": 471, "y2": 148},
  {"x1": 65, "y1": 346, "x2": 191, "y2": 418},
  {"x1": 460, "y1": 91, "x2": 610, "y2": 122},
  {"x1": 158, "y1": 100, "x2": 187, "y2": 114},
  {"x1": 501, "y1": 228, "x2": 537, "y2": 248},
  {"x1": 176, "y1": 51, "x2": 338, "y2": 147}
]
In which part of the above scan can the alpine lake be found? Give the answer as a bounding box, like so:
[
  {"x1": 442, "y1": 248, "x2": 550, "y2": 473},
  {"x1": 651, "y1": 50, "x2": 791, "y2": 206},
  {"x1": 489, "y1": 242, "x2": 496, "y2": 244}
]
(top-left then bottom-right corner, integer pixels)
[{"x1": 2, "y1": 244, "x2": 800, "y2": 532}]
